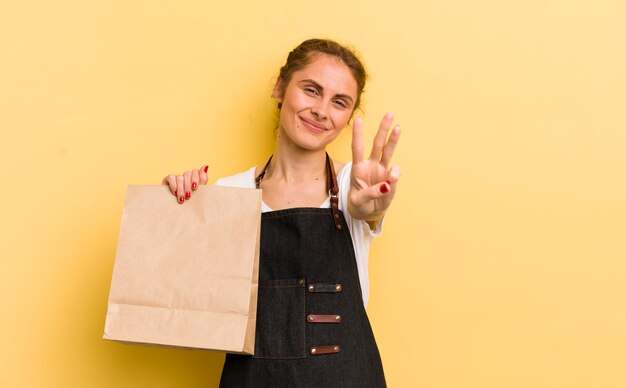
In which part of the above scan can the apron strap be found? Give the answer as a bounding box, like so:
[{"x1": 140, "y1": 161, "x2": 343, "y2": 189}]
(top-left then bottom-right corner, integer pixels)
[
  {"x1": 254, "y1": 155, "x2": 273, "y2": 189},
  {"x1": 326, "y1": 155, "x2": 343, "y2": 231},
  {"x1": 254, "y1": 153, "x2": 343, "y2": 231}
]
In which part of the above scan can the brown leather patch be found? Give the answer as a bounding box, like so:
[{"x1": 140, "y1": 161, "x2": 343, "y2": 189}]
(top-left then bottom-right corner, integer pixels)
[
  {"x1": 307, "y1": 314, "x2": 341, "y2": 323},
  {"x1": 307, "y1": 283, "x2": 343, "y2": 293},
  {"x1": 310, "y1": 345, "x2": 340, "y2": 355}
]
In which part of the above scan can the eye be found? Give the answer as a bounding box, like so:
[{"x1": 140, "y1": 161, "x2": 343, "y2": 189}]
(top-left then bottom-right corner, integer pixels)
[
  {"x1": 304, "y1": 86, "x2": 319, "y2": 95},
  {"x1": 333, "y1": 99, "x2": 349, "y2": 109}
]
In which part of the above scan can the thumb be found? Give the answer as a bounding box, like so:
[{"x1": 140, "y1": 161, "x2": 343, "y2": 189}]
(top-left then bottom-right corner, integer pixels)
[
  {"x1": 199, "y1": 164, "x2": 209, "y2": 185},
  {"x1": 352, "y1": 181, "x2": 391, "y2": 206}
]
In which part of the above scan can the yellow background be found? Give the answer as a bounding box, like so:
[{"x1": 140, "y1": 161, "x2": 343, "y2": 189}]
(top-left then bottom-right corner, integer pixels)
[{"x1": 1, "y1": 0, "x2": 625, "y2": 387}]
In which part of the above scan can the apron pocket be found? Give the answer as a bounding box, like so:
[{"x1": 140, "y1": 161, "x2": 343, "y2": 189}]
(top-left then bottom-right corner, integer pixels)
[{"x1": 253, "y1": 278, "x2": 306, "y2": 359}]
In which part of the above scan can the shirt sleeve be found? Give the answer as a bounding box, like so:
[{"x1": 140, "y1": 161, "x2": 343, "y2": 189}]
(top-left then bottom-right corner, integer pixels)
[
  {"x1": 214, "y1": 167, "x2": 256, "y2": 189},
  {"x1": 336, "y1": 162, "x2": 382, "y2": 307}
]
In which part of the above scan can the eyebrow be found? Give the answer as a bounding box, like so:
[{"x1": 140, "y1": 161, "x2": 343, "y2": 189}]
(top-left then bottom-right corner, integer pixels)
[{"x1": 299, "y1": 79, "x2": 355, "y2": 103}]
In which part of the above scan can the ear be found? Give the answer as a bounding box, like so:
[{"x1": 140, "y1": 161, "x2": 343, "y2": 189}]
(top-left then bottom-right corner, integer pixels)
[{"x1": 272, "y1": 79, "x2": 284, "y2": 103}]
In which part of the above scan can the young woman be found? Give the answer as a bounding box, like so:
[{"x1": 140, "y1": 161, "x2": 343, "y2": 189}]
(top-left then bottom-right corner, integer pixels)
[{"x1": 163, "y1": 39, "x2": 400, "y2": 387}]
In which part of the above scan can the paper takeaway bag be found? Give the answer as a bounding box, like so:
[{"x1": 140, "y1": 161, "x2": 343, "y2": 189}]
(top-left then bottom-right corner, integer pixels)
[{"x1": 103, "y1": 185, "x2": 261, "y2": 354}]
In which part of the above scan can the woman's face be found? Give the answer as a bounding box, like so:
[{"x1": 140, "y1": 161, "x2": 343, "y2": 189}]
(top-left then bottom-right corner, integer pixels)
[{"x1": 274, "y1": 53, "x2": 358, "y2": 152}]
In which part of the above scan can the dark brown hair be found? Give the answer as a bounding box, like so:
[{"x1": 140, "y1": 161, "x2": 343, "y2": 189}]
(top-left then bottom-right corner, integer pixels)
[{"x1": 276, "y1": 38, "x2": 367, "y2": 113}]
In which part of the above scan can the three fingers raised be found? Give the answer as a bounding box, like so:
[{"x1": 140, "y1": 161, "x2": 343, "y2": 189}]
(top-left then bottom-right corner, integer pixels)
[{"x1": 352, "y1": 113, "x2": 401, "y2": 168}]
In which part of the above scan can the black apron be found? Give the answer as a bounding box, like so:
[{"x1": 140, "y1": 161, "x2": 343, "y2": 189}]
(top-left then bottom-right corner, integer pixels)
[{"x1": 219, "y1": 155, "x2": 386, "y2": 387}]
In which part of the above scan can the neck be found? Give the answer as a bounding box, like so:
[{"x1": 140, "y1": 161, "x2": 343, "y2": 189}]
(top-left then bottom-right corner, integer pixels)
[{"x1": 268, "y1": 137, "x2": 327, "y2": 184}]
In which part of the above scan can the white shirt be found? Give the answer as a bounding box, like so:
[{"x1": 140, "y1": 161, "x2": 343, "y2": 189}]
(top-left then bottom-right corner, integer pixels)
[{"x1": 215, "y1": 162, "x2": 380, "y2": 307}]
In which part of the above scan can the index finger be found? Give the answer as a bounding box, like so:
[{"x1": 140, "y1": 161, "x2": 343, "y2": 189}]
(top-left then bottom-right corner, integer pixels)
[{"x1": 351, "y1": 117, "x2": 364, "y2": 164}]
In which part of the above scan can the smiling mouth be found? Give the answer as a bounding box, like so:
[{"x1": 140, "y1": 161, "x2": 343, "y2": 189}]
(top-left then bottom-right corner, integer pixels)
[{"x1": 299, "y1": 117, "x2": 327, "y2": 133}]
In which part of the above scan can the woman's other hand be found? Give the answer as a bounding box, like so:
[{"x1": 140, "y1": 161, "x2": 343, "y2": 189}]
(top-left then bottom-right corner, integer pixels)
[
  {"x1": 161, "y1": 165, "x2": 209, "y2": 204},
  {"x1": 348, "y1": 113, "x2": 401, "y2": 225}
]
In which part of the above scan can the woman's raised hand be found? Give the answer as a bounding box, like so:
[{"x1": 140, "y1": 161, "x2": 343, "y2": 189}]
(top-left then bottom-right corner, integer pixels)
[
  {"x1": 348, "y1": 113, "x2": 401, "y2": 223},
  {"x1": 161, "y1": 165, "x2": 209, "y2": 204}
]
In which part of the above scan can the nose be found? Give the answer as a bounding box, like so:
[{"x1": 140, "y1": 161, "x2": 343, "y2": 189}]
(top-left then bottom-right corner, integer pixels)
[{"x1": 311, "y1": 101, "x2": 328, "y2": 120}]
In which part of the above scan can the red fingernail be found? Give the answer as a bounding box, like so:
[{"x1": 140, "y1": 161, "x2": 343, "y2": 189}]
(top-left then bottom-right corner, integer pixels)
[
  {"x1": 185, "y1": 191, "x2": 191, "y2": 198},
  {"x1": 203, "y1": 166, "x2": 208, "y2": 173},
  {"x1": 380, "y1": 183, "x2": 389, "y2": 194},
  {"x1": 179, "y1": 196, "x2": 185, "y2": 203},
  {"x1": 192, "y1": 182, "x2": 197, "y2": 189},
  {"x1": 386, "y1": 180, "x2": 391, "y2": 185}
]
